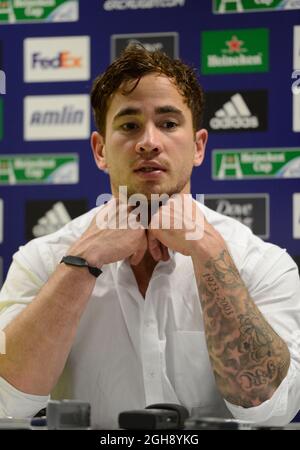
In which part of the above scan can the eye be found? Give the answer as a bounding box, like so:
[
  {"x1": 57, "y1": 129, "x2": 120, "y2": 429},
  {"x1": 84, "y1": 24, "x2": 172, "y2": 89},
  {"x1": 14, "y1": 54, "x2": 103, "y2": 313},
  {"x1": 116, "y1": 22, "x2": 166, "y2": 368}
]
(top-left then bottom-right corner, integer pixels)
[
  {"x1": 120, "y1": 122, "x2": 139, "y2": 131},
  {"x1": 161, "y1": 121, "x2": 178, "y2": 129}
]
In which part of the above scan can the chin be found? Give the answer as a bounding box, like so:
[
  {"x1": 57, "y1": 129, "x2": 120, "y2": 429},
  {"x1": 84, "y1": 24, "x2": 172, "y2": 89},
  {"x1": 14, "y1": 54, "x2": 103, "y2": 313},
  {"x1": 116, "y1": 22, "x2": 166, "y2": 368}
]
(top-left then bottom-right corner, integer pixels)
[{"x1": 125, "y1": 180, "x2": 189, "y2": 200}]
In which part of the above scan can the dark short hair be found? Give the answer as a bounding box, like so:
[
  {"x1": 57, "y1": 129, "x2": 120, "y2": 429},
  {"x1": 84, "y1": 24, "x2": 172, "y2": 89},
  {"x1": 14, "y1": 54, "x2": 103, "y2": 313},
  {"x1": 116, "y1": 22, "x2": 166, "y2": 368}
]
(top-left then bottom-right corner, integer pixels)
[{"x1": 91, "y1": 45, "x2": 205, "y2": 135}]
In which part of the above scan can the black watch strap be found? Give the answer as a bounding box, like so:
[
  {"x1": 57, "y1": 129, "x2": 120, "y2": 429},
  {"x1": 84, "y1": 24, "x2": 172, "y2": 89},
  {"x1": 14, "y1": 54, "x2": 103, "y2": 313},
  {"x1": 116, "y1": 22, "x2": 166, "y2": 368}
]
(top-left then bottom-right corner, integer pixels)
[{"x1": 60, "y1": 255, "x2": 103, "y2": 278}]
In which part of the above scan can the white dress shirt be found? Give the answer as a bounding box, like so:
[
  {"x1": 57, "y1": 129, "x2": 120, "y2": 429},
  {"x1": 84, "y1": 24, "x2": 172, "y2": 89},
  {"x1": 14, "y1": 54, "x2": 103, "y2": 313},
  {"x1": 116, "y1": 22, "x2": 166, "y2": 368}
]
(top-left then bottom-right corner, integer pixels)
[{"x1": 0, "y1": 204, "x2": 300, "y2": 429}]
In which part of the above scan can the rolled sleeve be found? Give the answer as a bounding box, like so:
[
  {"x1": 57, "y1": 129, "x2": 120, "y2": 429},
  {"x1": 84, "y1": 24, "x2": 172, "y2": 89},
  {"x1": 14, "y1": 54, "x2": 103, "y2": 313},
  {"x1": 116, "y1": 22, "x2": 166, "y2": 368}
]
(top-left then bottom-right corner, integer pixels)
[
  {"x1": 0, "y1": 302, "x2": 49, "y2": 419},
  {"x1": 225, "y1": 363, "x2": 297, "y2": 426},
  {"x1": 224, "y1": 244, "x2": 300, "y2": 426},
  {"x1": 0, "y1": 376, "x2": 49, "y2": 418},
  {"x1": 0, "y1": 250, "x2": 52, "y2": 419}
]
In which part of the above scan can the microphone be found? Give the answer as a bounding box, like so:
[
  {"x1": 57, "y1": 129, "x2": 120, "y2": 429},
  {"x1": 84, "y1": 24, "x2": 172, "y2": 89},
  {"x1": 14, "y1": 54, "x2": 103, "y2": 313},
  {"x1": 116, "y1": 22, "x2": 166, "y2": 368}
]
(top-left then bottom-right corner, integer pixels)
[{"x1": 118, "y1": 403, "x2": 189, "y2": 430}]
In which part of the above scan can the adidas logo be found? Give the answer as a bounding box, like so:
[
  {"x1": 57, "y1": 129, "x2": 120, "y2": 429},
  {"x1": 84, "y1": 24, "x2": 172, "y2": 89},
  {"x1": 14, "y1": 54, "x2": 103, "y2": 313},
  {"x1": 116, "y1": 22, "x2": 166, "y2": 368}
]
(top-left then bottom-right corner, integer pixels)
[
  {"x1": 209, "y1": 93, "x2": 259, "y2": 130},
  {"x1": 32, "y1": 202, "x2": 71, "y2": 237}
]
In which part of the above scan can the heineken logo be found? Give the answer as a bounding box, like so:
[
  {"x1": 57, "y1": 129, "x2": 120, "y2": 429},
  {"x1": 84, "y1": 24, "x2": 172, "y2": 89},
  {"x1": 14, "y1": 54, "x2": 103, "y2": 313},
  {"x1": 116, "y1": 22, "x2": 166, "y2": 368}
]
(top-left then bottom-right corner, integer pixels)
[
  {"x1": 207, "y1": 35, "x2": 263, "y2": 68},
  {"x1": 207, "y1": 53, "x2": 263, "y2": 69},
  {"x1": 202, "y1": 28, "x2": 269, "y2": 74},
  {"x1": 212, "y1": 149, "x2": 300, "y2": 179},
  {"x1": 224, "y1": 35, "x2": 244, "y2": 53}
]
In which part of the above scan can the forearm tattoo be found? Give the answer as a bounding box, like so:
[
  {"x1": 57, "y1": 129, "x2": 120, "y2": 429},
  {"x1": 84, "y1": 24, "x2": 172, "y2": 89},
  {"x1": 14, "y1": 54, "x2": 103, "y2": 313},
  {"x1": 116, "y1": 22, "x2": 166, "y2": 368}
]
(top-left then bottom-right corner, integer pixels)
[{"x1": 198, "y1": 250, "x2": 290, "y2": 407}]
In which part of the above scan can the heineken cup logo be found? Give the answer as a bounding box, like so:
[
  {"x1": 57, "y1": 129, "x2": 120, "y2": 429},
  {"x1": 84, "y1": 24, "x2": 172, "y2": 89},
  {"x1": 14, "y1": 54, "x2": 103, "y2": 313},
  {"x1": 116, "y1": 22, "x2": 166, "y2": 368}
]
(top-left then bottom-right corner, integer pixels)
[
  {"x1": 214, "y1": 0, "x2": 300, "y2": 13},
  {"x1": 216, "y1": 0, "x2": 244, "y2": 13},
  {"x1": 0, "y1": 70, "x2": 6, "y2": 95},
  {"x1": 95, "y1": 187, "x2": 205, "y2": 240}
]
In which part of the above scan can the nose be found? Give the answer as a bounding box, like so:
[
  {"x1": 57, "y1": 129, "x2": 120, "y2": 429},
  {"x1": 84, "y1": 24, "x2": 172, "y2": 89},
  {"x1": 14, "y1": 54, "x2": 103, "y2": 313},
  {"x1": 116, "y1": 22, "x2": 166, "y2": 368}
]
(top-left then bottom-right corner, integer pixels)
[{"x1": 135, "y1": 124, "x2": 162, "y2": 156}]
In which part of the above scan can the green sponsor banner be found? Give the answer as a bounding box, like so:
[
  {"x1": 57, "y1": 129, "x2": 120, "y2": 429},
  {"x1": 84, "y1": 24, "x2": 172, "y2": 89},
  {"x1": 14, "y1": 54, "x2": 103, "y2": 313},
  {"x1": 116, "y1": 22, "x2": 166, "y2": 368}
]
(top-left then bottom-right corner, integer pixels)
[
  {"x1": 0, "y1": 154, "x2": 79, "y2": 184},
  {"x1": 0, "y1": 99, "x2": 3, "y2": 141},
  {"x1": 213, "y1": 0, "x2": 300, "y2": 14},
  {"x1": 0, "y1": 0, "x2": 78, "y2": 23},
  {"x1": 201, "y1": 28, "x2": 269, "y2": 74},
  {"x1": 213, "y1": 149, "x2": 300, "y2": 179}
]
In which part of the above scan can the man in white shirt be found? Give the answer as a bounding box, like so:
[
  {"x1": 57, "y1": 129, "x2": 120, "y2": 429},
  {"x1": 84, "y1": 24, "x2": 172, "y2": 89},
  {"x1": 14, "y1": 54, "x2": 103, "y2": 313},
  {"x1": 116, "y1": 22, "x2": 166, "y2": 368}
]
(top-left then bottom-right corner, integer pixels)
[{"x1": 0, "y1": 45, "x2": 300, "y2": 429}]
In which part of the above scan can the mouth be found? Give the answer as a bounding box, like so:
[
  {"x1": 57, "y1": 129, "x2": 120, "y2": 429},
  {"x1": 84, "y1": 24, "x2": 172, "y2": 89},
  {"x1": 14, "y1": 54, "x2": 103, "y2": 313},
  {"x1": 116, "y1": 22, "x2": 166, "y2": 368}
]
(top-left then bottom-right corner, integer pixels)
[
  {"x1": 133, "y1": 161, "x2": 167, "y2": 174},
  {"x1": 134, "y1": 167, "x2": 166, "y2": 173},
  {"x1": 134, "y1": 167, "x2": 166, "y2": 179},
  {"x1": 133, "y1": 160, "x2": 168, "y2": 180}
]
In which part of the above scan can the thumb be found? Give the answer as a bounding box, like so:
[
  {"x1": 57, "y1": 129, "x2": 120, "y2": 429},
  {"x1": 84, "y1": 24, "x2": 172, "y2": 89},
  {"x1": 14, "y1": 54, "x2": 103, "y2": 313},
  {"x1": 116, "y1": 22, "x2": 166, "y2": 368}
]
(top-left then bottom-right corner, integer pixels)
[{"x1": 129, "y1": 235, "x2": 147, "y2": 266}]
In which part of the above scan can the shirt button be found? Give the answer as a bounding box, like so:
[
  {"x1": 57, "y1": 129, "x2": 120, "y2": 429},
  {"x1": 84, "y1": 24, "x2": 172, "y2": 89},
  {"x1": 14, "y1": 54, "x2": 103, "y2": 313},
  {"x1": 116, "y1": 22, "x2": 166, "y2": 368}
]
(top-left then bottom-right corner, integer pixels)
[{"x1": 145, "y1": 320, "x2": 154, "y2": 328}]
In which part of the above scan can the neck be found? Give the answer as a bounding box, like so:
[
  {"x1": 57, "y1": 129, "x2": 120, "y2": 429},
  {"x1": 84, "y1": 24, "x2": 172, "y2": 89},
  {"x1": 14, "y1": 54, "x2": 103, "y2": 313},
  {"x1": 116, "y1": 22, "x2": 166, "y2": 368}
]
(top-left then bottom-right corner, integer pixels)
[
  {"x1": 130, "y1": 250, "x2": 158, "y2": 298},
  {"x1": 131, "y1": 249, "x2": 157, "y2": 271}
]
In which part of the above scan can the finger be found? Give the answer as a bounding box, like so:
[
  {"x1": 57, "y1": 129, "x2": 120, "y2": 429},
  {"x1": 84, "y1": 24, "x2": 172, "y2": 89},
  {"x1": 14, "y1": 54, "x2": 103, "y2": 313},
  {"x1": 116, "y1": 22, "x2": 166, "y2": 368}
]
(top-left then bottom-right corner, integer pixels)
[
  {"x1": 147, "y1": 231, "x2": 162, "y2": 261},
  {"x1": 129, "y1": 249, "x2": 144, "y2": 265},
  {"x1": 161, "y1": 244, "x2": 170, "y2": 261},
  {"x1": 95, "y1": 197, "x2": 120, "y2": 230},
  {"x1": 129, "y1": 237, "x2": 147, "y2": 265}
]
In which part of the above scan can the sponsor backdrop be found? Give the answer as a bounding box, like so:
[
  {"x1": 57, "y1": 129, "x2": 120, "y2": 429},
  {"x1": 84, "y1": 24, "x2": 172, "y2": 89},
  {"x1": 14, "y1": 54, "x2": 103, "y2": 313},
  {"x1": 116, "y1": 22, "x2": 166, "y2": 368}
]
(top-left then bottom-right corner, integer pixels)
[
  {"x1": 0, "y1": 1, "x2": 299, "y2": 287},
  {"x1": 25, "y1": 199, "x2": 88, "y2": 240}
]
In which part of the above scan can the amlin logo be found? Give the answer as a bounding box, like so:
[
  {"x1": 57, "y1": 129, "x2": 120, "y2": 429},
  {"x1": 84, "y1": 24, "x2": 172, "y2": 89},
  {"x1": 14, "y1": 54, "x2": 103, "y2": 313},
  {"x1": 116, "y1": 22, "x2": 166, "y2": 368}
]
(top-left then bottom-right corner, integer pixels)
[
  {"x1": 24, "y1": 36, "x2": 90, "y2": 82},
  {"x1": 201, "y1": 28, "x2": 269, "y2": 74},
  {"x1": 24, "y1": 94, "x2": 90, "y2": 141}
]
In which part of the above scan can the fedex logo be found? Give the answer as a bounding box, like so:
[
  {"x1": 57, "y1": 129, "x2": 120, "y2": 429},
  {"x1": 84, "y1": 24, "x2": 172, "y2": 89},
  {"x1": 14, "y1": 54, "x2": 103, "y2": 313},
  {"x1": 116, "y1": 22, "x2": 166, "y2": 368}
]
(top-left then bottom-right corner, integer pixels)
[
  {"x1": 24, "y1": 36, "x2": 90, "y2": 82},
  {"x1": 32, "y1": 52, "x2": 82, "y2": 69}
]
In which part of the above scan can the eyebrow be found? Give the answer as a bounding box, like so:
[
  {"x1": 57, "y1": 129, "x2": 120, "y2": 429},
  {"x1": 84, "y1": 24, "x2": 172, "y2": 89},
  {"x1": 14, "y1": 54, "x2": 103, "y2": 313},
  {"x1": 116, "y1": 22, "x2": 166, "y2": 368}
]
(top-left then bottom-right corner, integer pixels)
[{"x1": 113, "y1": 105, "x2": 184, "y2": 122}]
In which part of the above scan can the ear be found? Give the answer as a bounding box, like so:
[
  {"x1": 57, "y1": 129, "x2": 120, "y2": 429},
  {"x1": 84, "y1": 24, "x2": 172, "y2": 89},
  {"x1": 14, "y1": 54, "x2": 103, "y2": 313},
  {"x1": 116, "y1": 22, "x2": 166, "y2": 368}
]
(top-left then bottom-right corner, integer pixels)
[
  {"x1": 193, "y1": 128, "x2": 208, "y2": 167},
  {"x1": 91, "y1": 131, "x2": 108, "y2": 173}
]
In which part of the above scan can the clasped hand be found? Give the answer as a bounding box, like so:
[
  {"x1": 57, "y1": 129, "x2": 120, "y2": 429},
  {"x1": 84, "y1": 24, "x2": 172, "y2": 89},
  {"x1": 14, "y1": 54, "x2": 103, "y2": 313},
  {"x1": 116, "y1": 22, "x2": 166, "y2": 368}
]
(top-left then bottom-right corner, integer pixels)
[
  {"x1": 68, "y1": 194, "x2": 205, "y2": 268},
  {"x1": 99, "y1": 194, "x2": 204, "y2": 264}
]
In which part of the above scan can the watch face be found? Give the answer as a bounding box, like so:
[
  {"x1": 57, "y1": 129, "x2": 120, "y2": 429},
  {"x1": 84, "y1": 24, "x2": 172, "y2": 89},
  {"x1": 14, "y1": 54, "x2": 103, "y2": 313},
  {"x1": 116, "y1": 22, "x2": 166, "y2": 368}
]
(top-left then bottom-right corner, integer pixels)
[
  {"x1": 63, "y1": 256, "x2": 87, "y2": 267},
  {"x1": 61, "y1": 256, "x2": 102, "y2": 278}
]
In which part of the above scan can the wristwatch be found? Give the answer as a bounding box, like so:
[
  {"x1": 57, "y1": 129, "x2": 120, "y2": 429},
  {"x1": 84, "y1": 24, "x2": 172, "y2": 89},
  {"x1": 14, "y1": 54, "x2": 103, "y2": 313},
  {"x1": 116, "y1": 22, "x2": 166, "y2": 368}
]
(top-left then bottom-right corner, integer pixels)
[{"x1": 60, "y1": 255, "x2": 103, "y2": 278}]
